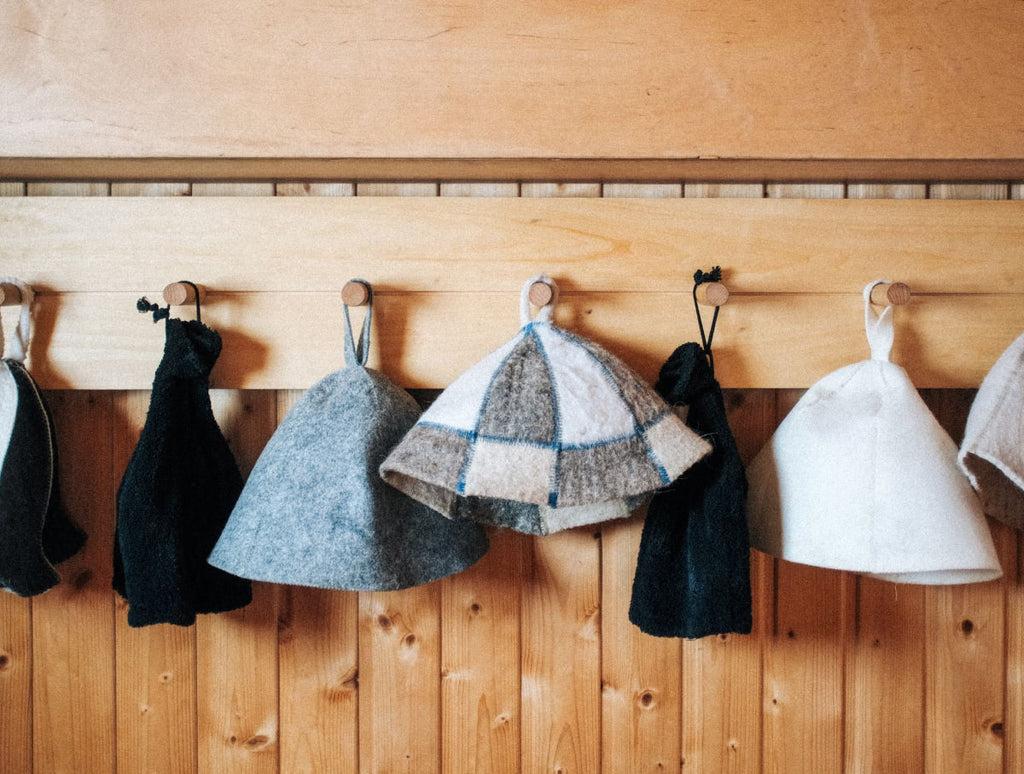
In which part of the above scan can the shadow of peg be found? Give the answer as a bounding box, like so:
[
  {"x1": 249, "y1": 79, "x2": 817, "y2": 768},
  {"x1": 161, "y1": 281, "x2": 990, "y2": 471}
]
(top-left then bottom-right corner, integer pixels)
[
  {"x1": 0, "y1": 281, "x2": 24, "y2": 306},
  {"x1": 870, "y1": 282, "x2": 912, "y2": 306},
  {"x1": 163, "y1": 281, "x2": 206, "y2": 306},
  {"x1": 528, "y1": 279, "x2": 555, "y2": 308},
  {"x1": 342, "y1": 280, "x2": 371, "y2": 306},
  {"x1": 694, "y1": 280, "x2": 730, "y2": 307}
]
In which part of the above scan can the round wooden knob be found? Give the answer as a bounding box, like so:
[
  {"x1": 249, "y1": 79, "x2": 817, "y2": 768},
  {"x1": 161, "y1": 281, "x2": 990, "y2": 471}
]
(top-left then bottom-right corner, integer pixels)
[
  {"x1": 869, "y1": 282, "x2": 911, "y2": 306},
  {"x1": 162, "y1": 282, "x2": 204, "y2": 306},
  {"x1": 342, "y1": 280, "x2": 370, "y2": 306},
  {"x1": 0, "y1": 282, "x2": 23, "y2": 307},
  {"x1": 694, "y1": 281, "x2": 729, "y2": 307},
  {"x1": 528, "y1": 281, "x2": 554, "y2": 307}
]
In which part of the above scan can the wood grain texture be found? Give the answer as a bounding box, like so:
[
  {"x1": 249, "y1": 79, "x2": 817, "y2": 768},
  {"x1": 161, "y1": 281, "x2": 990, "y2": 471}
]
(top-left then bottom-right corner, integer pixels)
[
  {"x1": 923, "y1": 391, "x2": 1009, "y2": 774},
  {"x1": 4, "y1": 1, "x2": 1024, "y2": 167},
  {"x1": 114, "y1": 390, "x2": 198, "y2": 774},
  {"x1": 682, "y1": 390, "x2": 775, "y2": 774},
  {"x1": 7, "y1": 196, "x2": 1023, "y2": 294},
  {"x1": 0, "y1": 180, "x2": 31, "y2": 774},
  {"x1": 196, "y1": 390, "x2": 280, "y2": 774},
  {"x1": 842, "y1": 183, "x2": 927, "y2": 774},
  {"x1": 521, "y1": 529, "x2": 602, "y2": 774},
  {"x1": 32, "y1": 392, "x2": 117, "y2": 774}
]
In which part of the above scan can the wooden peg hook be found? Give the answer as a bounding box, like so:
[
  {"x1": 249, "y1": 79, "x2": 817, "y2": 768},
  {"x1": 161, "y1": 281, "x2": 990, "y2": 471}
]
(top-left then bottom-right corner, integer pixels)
[
  {"x1": 870, "y1": 282, "x2": 911, "y2": 306},
  {"x1": 0, "y1": 282, "x2": 23, "y2": 307},
  {"x1": 528, "y1": 280, "x2": 554, "y2": 307},
  {"x1": 162, "y1": 282, "x2": 206, "y2": 306},
  {"x1": 342, "y1": 280, "x2": 371, "y2": 306},
  {"x1": 694, "y1": 281, "x2": 730, "y2": 307}
]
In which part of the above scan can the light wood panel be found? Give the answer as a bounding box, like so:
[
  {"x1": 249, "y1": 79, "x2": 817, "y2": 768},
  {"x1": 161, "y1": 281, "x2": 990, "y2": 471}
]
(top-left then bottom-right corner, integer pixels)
[
  {"x1": 3, "y1": 2, "x2": 1024, "y2": 179},
  {"x1": 4, "y1": 196, "x2": 1024, "y2": 294},
  {"x1": 18, "y1": 290, "x2": 1024, "y2": 391}
]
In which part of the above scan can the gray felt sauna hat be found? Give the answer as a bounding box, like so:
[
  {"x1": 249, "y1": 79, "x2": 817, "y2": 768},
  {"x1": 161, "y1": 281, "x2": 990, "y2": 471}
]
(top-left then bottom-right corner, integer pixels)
[
  {"x1": 380, "y1": 276, "x2": 711, "y2": 535},
  {"x1": 208, "y1": 283, "x2": 488, "y2": 590}
]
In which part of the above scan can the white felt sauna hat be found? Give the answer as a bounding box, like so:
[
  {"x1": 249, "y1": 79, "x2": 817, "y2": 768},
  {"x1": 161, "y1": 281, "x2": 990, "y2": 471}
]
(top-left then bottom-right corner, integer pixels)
[
  {"x1": 746, "y1": 280, "x2": 1001, "y2": 584},
  {"x1": 959, "y1": 331, "x2": 1024, "y2": 530}
]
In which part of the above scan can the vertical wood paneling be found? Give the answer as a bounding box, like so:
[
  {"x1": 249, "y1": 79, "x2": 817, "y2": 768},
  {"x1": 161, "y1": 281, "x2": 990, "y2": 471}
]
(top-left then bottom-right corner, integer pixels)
[
  {"x1": 197, "y1": 390, "x2": 280, "y2": 774},
  {"x1": 519, "y1": 182, "x2": 602, "y2": 774},
  {"x1": 27, "y1": 182, "x2": 117, "y2": 774},
  {"x1": 0, "y1": 180, "x2": 32, "y2": 774},
  {"x1": 679, "y1": 182, "x2": 768, "y2": 774},
  {"x1": 114, "y1": 391, "x2": 198, "y2": 774},
  {"x1": 356, "y1": 182, "x2": 442, "y2": 774},
  {"x1": 1008, "y1": 181, "x2": 1024, "y2": 774},
  {"x1": 439, "y1": 183, "x2": 523, "y2": 774},
  {"x1": 761, "y1": 387, "x2": 849, "y2": 774},
  {"x1": 598, "y1": 183, "x2": 682, "y2": 774},
  {"x1": 762, "y1": 184, "x2": 849, "y2": 774},
  {"x1": 32, "y1": 391, "x2": 117, "y2": 774},
  {"x1": 275, "y1": 182, "x2": 360, "y2": 774},
  {"x1": 109, "y1": 182, "x2": 198, "y2": 774},
  {"x1": 843, "y1": 183, "x2": 928, "y2": 774},
  {"x1": 681, "y1": 391, "x2": 774, "y2": 774},
  {"x1": 923, "y1": 182, "x2": 1010, "y2": 774},
  {"x1": 190, "y1": 182, "x2": 279, "y2": 774}
]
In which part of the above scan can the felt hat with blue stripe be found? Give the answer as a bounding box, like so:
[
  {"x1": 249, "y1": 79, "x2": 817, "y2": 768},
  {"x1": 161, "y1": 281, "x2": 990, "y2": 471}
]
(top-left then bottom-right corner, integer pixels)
[{"x1": 380, "y1": 276, "x2": 711, "y2": 535}]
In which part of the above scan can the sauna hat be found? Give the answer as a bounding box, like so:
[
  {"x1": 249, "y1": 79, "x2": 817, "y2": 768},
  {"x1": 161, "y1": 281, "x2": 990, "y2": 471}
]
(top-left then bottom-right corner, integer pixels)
[
  {"x1": 0, "y1": 278, "x2": 86, "y2": 597},
  {"x1": 380, "y1": 276, "x2": 712, "y2": 535},
  {"x1": 746, "y1": 280, "x2": 1001, "y2": 584},
  {"x1": 208, "y1": 283, "x2": 489, "y2": 590},
  {"x1": 114, "y1": 289, "x2": 252, "y2": 627},
  {"x1": 959, "y1": 331, "x2": 1024, "y2": 530}
]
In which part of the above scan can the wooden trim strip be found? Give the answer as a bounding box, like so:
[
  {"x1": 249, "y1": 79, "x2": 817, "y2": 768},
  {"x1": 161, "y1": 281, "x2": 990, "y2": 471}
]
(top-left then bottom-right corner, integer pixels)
[{"x1": 2, "y1": 158, "x2": 1024, "y2": 184}]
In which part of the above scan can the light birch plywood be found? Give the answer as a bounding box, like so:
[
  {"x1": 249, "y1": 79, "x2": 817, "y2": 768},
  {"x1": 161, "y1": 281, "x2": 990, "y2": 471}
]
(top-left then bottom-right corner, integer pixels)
[
  {"x1": 6, "y1": 196, "x2": 1023, "y2": 294},
  {"x1": 4, "y1": 2, "x2": 1024, "y2": 172}
]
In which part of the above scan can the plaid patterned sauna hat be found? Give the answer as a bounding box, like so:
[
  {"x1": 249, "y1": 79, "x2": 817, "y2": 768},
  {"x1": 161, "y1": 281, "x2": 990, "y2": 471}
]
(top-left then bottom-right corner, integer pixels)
[
  {"x1": 208, "y1": 283, "x2": 488, "y2": 590},
  {"x1": 959, "y1": 331, "x2": 1024, "y2": 530},
  {"x1": 746, "y1": 280, "x2": 1002, "y2": 585},
  {"x1": 380, "y1": 276, "x2": 712, "y2": 535}
]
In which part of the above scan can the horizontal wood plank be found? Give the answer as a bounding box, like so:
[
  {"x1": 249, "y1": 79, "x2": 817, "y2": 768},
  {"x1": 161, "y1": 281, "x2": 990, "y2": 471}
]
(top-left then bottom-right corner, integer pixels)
[
  {"x1": 20, "y1": 290, "x2": 1024, "y2": 389},
  {"x1": 2, "y1": 197, "x2": 1023, "y2": 293},
  {"x1": 2, "y1": 2, "x2": 1023, "y2": 170}
]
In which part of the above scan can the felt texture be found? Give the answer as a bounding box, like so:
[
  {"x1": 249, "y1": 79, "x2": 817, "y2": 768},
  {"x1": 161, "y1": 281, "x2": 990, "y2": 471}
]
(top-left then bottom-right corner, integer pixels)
[
  {"x1": 0, "y1": 360, "x2": 87, "y2": 597},
  {"x1": 381, "y1": 277, "x2": 712, "y2": 535},
  {"x1": 959, "y1": 331, "x2": 1024, "y2": 530},
  {"x1": 114, "y1": 318, "x2": 252, "y2": 627},
  {"x1": 746, "y1": 281, "x2": 1002, "y2": 585},
  {"x1": 209, "y1": 291, "x2": 488, "y2": 590},
  {"x1": 629, "y1": 343, "x2": 752, "y2": 638}
]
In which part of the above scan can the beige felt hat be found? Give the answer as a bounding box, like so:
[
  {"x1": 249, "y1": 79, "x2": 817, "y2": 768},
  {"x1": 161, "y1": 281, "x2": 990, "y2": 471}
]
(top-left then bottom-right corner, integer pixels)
[
  {"x1": 746, "y1": 280, "x2": 1002, "y2": 585},
  {"x1": 959, "y1": 331, "x2": 1024, "y2": 530}
]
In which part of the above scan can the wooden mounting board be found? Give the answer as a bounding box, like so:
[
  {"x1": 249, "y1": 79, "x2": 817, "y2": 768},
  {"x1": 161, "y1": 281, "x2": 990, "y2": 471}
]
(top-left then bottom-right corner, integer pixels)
[
  {"x1": 2, "y1": 1, "x2": 1023, "y2": 181},
  {"x1": 1, "y1": 196, "x2": 1022, "y2": 389}
]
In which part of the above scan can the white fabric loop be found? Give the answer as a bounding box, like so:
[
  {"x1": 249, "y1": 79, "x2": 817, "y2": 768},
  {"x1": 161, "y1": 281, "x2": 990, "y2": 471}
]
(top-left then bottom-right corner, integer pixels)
[
  {"x1": 519, "y1": 275, "x2": 558, "y2": 326},
  {"x1": 0, "y1": 277, "x2": 35, "y2": 362},
  {"x1": 863, "y1": 279, "x2": 894, "y2": 362}
]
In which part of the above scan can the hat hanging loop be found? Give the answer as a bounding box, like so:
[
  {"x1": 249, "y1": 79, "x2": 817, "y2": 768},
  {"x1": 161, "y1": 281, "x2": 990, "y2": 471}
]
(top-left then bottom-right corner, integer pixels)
[
  {"x1": 0, "y1": 277, "x2": 35, "y2": 362},
  {"x1": 342, "y1": 278, "x2": 373, "y2": 367},
  {"x1": 520, "y1": 275, "x2": 558, "y2": 326},
  {"x1": 136, "y1": 280, "x2": 204, "y2": 324},
  {"x1": 692, "y1": 267, "x2": 722, "y2": 374},
  {"x1": 863, "y1": 279, "x2": 896, "y2": 362}
]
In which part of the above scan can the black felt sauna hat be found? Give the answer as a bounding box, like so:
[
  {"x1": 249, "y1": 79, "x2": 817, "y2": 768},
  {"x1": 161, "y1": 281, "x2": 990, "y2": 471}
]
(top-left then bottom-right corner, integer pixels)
[
  {"x1": 208, "y1": 283, "x2": 489, "y2": 590},
  {"x1": 0, "y1": 278, "x2": 87, "y2": 597},
  {"x1": 113, "y1": 289, "x2": 252, "y2": 627}
]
